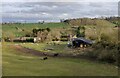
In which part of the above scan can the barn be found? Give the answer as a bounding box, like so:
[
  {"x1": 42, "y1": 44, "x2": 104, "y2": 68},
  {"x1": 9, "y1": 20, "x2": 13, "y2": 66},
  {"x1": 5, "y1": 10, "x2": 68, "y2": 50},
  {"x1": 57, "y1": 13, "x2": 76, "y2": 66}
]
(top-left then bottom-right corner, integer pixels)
[{"x1": 71, "y1": 37, "x2": 93, "y2": 48}]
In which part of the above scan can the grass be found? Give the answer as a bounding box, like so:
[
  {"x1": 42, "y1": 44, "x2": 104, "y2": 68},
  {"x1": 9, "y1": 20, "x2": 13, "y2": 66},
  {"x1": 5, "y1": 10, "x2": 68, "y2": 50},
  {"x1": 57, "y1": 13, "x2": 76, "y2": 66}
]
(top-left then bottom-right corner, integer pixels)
[
  {"x1": 19, "y1": 42, "x2": 70, "y2": 53},
  {"x1": 2, "y1": 42, "x2": 118, "y2": 76},
  {"x1": 85, "y1": 24, "x2": 118, "y2": 43},
  {"x1": 2, "y1": 23, "x2": 69, "y2": 37},
  {"x1": 2, "y1": 20, "x2": 116, "y2": 38},
  {"x1": 2, "y1": 23, "x2": 68, "y2": 37}
]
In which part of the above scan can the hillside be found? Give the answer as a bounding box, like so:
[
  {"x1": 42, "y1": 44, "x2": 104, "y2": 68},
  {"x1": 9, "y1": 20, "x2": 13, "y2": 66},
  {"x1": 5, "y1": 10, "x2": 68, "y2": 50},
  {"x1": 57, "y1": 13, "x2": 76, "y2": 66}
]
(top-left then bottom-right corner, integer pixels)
[
  {"x1": 2, "y1": 18, "x2": 118, "y2": 43},
  {"x1": 2, "y1": 22, "x2": 69, "y2": 37},
  {"x1": 63, "y1": 18, "x2": 116, "y2": 27}
]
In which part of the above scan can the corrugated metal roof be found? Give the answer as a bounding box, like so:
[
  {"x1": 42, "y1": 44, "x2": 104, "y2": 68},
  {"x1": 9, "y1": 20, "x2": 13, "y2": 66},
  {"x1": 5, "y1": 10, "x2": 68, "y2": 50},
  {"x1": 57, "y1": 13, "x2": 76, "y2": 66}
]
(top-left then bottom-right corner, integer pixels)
[{"x1": 72, "y1": 37, "x2": 93, "y2": 44}]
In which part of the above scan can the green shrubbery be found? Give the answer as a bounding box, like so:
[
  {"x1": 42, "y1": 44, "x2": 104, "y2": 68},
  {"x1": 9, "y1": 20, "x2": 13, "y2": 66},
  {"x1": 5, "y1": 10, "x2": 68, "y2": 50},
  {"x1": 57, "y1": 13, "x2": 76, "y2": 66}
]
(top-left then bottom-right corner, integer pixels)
[{"x1": 84, "y1": 41, "x2": 118, "y2": 64}]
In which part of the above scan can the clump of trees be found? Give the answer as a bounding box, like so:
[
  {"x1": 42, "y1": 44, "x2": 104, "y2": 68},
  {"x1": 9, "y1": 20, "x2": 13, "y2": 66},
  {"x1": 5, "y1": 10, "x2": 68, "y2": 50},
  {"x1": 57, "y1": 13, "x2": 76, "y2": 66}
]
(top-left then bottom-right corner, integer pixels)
[
  {"x1": 38, "y1": 21, "x2": 45, "y2": 24},
  {"x1": 105, "y1": 17, "x2": 120, "y2": 26},
  {"x1": 63, "y1": 18, "x2": 97, "y2": 26},
  {"x1": 32, "y1": 28, "x2": 51, "y2": 42},
  {"x1": 83, "y1": 34, "x2": 119, "y2": 64},
  {"x1": 76, "y1": 26, "x2": 85, "y2": 37},
  {"x1": 32, "y1": 28, "x2": 51, "y2": 37}
]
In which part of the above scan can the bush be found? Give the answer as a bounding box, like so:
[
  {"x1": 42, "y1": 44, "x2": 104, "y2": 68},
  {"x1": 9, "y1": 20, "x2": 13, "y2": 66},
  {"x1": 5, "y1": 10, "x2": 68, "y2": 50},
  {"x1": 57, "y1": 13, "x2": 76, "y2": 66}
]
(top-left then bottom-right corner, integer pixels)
[
  {"x1": 97, "y1": 49, "x2": 117, "y2": 63},
  {"x1": 83, "y1": 41, "x2": 118, "y2": 63},
  {"x1": 89, "y1": 36, "x2": 97, "y2": 40},
  {"x1": 84, "y1": 49, "x2": 101, "y2": 59},
  {"x1": 4, "y1": 37, "x2": 11, "y2": 42}
]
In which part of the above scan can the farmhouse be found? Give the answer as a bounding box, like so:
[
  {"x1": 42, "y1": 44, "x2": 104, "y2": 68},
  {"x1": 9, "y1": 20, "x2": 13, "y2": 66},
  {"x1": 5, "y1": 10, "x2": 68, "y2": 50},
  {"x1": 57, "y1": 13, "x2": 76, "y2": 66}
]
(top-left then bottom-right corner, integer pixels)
[{"x1": 71, "y1": 37, "x2": 93, "y2": 48}]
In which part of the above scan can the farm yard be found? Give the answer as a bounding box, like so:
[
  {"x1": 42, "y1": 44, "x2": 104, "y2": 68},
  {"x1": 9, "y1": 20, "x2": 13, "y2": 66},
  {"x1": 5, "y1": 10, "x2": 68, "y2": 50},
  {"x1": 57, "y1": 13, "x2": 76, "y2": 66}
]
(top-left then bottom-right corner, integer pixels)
[{"x1": 1, "y1": 17, "x2": 119, "y2": 76}]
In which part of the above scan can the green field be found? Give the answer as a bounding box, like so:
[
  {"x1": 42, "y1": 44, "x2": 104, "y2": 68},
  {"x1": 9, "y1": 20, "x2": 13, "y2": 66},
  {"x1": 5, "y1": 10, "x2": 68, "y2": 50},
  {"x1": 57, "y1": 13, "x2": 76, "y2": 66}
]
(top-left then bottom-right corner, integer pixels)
[
  {"x1": 2, "y1": 42, "x2": 118, "y2": 76},
  {"x1": 19, "y1": 42, "x2": 70, "y2": 53},
  {"x1": 2, "y1": 23, "x2": 69, "y2": 37}
]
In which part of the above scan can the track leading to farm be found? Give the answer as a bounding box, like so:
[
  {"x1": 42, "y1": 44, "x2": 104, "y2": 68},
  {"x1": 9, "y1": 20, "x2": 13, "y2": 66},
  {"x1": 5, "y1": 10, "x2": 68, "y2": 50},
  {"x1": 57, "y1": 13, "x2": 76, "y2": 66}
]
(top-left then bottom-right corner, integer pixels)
[
  {"x1": 10, "y1": 45, "x2": 106, "y2": 61},
  {"x1": 12, "y1": 45, "x2": 75, "y2": 58},
  {"x1": 10, "y1": 44, "x2": 118, "y2": 63}
]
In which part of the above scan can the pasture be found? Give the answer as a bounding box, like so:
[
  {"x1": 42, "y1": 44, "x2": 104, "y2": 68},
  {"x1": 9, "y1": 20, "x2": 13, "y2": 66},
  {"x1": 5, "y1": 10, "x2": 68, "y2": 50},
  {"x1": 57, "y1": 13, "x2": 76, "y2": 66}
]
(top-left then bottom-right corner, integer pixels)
[
  {"x1": 19, "y1": 42, "x2": 69, "y2": 53},
  {"x1": 2, "y1": 20, "x2": 116, "y2": 39},
  {"x1": 2, "y1": 22, "x2": 69, "y2": 37},
  {"x1": 2, "y1": 42, "x2": 118, "y2": 76}
]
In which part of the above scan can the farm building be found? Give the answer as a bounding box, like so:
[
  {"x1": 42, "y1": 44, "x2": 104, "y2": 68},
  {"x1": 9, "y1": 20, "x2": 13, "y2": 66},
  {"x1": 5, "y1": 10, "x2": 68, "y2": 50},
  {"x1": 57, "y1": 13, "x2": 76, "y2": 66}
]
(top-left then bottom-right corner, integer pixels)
[
  {"x1": 12, "y1": 37, "x2": 41, "y2": 43},
  {"x1": 71, "y1": 37, "x2": 93, "y2": 48},
  {"x1": 13, "y1": 37, "x2": 34, "y2": 42}
]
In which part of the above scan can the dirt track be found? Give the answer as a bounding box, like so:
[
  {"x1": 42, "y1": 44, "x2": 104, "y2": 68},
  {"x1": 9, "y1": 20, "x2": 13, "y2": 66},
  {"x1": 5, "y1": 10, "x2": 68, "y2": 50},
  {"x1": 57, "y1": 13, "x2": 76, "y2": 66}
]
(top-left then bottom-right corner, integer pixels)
[
  {"x1": 9, "y1": 44, "x2": 98, "y2": 62},
  {"x1": 12, "y1": 45, "x2": 75, "y2": 58}
]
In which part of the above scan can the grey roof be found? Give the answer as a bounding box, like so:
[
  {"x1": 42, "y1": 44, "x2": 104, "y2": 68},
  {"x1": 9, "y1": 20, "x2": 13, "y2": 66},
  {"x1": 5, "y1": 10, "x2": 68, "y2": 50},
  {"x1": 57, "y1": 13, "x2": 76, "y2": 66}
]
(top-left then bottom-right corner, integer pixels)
[{"x1": 72, "y1": 37, "x2": 93, "y2": 44}]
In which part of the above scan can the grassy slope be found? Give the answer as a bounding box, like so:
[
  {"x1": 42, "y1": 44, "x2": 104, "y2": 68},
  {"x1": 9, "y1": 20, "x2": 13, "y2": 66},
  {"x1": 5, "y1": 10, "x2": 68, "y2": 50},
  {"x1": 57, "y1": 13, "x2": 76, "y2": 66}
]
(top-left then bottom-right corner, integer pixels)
[
  {"x1": 2, "y1": 20, "x2": 115, "y2": 38},
  {"x1": 84, "y1": 20, "x2": 118, "y2": 42},
  {"x1": 2, "y1": 23, "x2": 69, "y2": 37},
  {"x1": 2, "y1": 43, "x2": 118, "y2": 76}
]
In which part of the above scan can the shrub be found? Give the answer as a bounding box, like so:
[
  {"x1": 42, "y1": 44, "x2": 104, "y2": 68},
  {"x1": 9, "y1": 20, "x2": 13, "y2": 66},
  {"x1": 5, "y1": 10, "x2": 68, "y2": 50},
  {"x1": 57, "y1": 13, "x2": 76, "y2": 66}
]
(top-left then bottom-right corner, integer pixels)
[
  {"x1": 84, "y1": 49, "x2": 101, "y2": 59},
  {"x1": 97, "y1": 49, "x2": 117, "y2": 63},
  {"x1": 46, "y1": 28, "x2": 51, "y2": 32},
  {"x1": 83, "y1": 41, "x2": 118, "y2": 63},
  {"x1": 89, "y1": 36, "x2": 97, "y2": 40}
]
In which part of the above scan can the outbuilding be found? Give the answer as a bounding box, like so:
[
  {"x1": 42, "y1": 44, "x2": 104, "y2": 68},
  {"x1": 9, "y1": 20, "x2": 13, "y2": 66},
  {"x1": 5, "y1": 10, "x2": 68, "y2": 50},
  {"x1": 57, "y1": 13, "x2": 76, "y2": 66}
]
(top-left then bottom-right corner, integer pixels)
[{"x1": 71, "y1": 37, "x2": 93, "y2": 48}]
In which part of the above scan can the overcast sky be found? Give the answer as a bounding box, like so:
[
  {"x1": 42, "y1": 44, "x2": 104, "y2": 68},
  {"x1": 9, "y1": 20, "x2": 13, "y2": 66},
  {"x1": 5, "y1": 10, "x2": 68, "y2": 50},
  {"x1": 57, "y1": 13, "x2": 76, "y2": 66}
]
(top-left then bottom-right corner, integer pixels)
[{"x1": 1, "y1": 0, "x2": 119, "y2": 23}]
